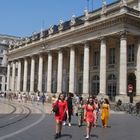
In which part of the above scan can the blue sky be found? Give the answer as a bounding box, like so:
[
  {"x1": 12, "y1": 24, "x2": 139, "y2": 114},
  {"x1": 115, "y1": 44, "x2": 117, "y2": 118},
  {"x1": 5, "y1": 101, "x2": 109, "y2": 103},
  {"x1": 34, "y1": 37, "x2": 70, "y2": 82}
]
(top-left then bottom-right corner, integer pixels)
[{"x1": 0, "y1": 0, "x2": 116, "y2": 37}]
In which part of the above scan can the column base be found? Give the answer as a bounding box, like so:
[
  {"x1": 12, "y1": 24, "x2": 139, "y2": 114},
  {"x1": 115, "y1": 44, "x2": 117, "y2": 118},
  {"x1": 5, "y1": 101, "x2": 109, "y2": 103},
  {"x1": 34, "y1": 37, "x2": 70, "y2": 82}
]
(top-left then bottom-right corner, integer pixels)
[
  {"x1": 97, "y1": 94, "x2": 109, "y2": 100},
  {"x1": 46, "y1": 92, "x2": 58, "y2": 103},
  {"x1": 56, "y1": 92, "x2": 61, "y2": 97},
  {"x1": 133, "y1": 95, "x2": 140, "y2": 103},
  {"x1": 82, "y1": 93, "x2": 90, "y2": 100},
  {"x1": 115, "y1": 95, "x2": 129, "y2": 103}
]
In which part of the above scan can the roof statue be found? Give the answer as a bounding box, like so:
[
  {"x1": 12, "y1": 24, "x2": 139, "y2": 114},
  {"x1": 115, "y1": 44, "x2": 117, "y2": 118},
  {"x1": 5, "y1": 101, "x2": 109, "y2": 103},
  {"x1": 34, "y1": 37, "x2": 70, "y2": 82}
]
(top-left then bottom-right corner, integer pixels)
[
  {"x1": 48, "y1": 25, "x2": 53, "y2": 35},
  {"x1": 84, "y1": 8, "x2": 89, "y2": 21},
  {"x1": 120, "y1": 0, "x2": 127, "y2": 6},
  {"x1": 59, "y1": 19, "x2": 63, "y2": 31},
  {"x1": 101, "y1": 0, "x2": 107, "y2": 14},
  {"x1": 40, "y1": 28, "x2": 44, "y2": 39},
  {"x1": 25, "y1": 37, "x2": 30, "y2": 44},
  {"x1": 70, "y1": 14, "x2": 76, "y2": 26}
]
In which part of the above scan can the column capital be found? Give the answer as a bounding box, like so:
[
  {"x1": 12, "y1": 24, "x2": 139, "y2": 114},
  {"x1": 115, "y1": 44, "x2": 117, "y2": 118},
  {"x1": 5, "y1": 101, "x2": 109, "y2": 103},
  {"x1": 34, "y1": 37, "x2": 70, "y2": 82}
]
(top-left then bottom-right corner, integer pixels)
[
  {"x1": 7, "y1": 61, "x2": 11, "y2": 64},
  {"x1": 83, "y1": 40, "x2": 90, "y2": 46},
  {"x1": 30, "y1": 55, "x2": 36, "y2": 60},
  {"x1": 57, "y1": 47, "x2": 63, "y2": 53},
  {"x1": 67, "y1": 43, "x2": 74, "y2": 48},
  {"x1": 17, "y1": 59, "x2": 22, "y2": 64},
  {"x1": 23, "y1": 57, "x2": 28, "y2": 60},
  {"x1": 46, "y1": 50, "x2": 52, "y2": 54},
  {"x1": 38, "y1": 52, "x2": 44, "y2": 57},
  {"x1": 17, "y1": 58, "x2": 23, "y2": 61},
  {"x1": 119, "y1": 30, "x2": 128, "y2": 39},
  {"x1": 12, "y1": 61, "x2": 16, "y2": 64},
  {"x1": 69, "y1": 46, "x2": 75, "y2": 50},
  {"x1": 98, "y1": 36, "x2": 106, "y2": 41}
]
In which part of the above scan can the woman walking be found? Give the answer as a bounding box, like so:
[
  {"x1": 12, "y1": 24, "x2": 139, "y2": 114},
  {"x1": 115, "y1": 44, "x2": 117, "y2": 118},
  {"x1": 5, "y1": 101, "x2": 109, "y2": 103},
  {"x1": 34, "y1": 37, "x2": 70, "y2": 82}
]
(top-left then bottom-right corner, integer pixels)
[
  {"x1": 93, "y1": 98, "x2": 100, "y2": 127},
  {"x1": 84, "y1": 96, "x2": 96, "y2": 140},
  {"x1": 76, "y1": 96, "x2": 84, "y2": 127},
  {"x1": 66, "y1": 93, "x2": 73, "y2": 126},
  {"x1": 101, "y1": 98, "x2": 110, "y2": 128},
  {"x1": 51, "y1": 93, "x2": 68, "y2": 139}
]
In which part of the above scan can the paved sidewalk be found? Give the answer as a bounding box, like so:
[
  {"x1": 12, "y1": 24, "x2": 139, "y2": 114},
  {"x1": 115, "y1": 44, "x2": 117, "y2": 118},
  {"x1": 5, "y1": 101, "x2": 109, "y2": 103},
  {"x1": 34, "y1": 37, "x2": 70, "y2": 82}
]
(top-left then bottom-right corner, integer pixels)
[{"x1": 0, "y1": 101, "x2": 15, "y2": 114}]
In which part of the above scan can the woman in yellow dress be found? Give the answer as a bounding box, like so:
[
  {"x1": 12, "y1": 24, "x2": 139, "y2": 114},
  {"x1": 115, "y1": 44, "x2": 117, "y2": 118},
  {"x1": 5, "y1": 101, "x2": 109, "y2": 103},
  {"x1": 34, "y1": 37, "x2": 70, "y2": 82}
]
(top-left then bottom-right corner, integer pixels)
[{"x1": 101, "y1": 98, "x2": 110, "y2": 128}]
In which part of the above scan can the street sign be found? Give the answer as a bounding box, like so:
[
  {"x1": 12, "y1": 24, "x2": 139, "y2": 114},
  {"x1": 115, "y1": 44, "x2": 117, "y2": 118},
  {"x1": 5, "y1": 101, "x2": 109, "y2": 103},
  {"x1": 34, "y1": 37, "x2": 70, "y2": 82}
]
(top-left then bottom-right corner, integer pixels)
[{"x1": 128, "y1": 84, "x2": 133, "y2": 93}]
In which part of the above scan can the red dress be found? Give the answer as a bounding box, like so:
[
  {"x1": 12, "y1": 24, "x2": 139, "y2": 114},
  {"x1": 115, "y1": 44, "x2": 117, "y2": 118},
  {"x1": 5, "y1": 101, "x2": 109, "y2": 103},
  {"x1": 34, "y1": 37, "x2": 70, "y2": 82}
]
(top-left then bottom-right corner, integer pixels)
[
  {"x1": 53, "y1": 100, "x2": 68, "y2": 122},
  {"x1": 84, "y1": 104, "x2": 95, "y2": 123}
]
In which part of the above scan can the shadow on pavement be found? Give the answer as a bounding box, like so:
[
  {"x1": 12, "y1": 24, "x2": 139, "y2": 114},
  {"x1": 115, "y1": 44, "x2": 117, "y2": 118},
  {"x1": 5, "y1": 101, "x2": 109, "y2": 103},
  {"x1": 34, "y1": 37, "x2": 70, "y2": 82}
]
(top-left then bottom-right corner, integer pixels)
[
  {"x1": 91, "y1": 134, "x2": 99, "y2": 139},
  {"x1": 61, "y1": 134, "x2": 72, "y2": 139},
  {"x1": 107, "y1": 125, "x2": 111, "y2": 128}
]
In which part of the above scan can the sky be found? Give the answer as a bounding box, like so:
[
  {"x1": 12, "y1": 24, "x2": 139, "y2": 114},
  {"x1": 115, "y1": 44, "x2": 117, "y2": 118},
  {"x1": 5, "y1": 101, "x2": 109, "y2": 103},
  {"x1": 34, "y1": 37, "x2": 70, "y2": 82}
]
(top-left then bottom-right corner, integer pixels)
[{"x1": 0, "y1": 0, "x2": 117, "y2": 37}]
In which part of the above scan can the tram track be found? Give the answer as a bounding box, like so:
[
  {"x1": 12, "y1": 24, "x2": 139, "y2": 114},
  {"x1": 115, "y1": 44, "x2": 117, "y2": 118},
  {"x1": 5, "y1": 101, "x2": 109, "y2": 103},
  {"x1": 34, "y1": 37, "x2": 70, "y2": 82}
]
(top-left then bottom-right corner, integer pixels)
[
  {"x1": 0, "y1": 101, "x2": 31, "y2": 129},
  {"x1": 0, "y1": 101, "x2": 46, "y2": 140},
  {"x1": 0, "y1": 102, "x2": 16, "y2": 119}
]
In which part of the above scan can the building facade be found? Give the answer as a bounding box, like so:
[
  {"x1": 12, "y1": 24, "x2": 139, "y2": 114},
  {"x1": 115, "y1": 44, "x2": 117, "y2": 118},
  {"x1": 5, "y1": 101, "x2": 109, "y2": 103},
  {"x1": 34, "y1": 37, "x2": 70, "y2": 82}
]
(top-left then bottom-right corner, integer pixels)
[
  {"x1": 0, "y1": 35, "x2": 20, "y2": 92},
  {"x1": 7, "y1": 0, "x2": 140, "y2": 102}
]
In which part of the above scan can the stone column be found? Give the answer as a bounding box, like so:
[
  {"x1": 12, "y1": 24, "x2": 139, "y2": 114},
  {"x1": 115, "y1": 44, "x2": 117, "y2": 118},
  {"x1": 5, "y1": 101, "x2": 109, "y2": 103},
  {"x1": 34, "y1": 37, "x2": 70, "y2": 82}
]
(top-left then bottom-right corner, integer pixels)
[
  {"x1": 47, "y1": 52, "x2": 52, "y2": 93},
  {"x1": 69, "y1": 47, "x2": 75, "y2": 93},
  {"x1": 23, "y1": 58, "x2": 28, "y2": 92},
  {"x1": 137, "y1": 37, "x2": 140, "y2": 95},
  {"x1": 99, "y1": 37, "x2": 107, "y2": 95},
  {"x1": 6, "y1": 63, "x2": 10, "y2": 91},
  {"x1": 119, "y1": 33, "x2": 127, "y2": 95},
  {"x1": 17, "y1": 60, "x2": 22, "y2": 92},
  {"x1": 11, "y1": 61, "x2": 16, "y2": 91},
  {"x1": 30, "y1": 56, "x2": 35, "y2": 93},
  {"x1": 38, "y1": 54, "x2": 43, "y2": 92},
  {"x1": 2, "y1": 76, "x2": 6, "y2": 92},
  {"x1": 138, "y1": 0, "x2": 140, "y2": 11},
  {"x1": 57, "y1": 49, "x2": 63, "y2": 93},
  {"x1": 83, "y1": 42, "x2": 90, "y2": 95}
]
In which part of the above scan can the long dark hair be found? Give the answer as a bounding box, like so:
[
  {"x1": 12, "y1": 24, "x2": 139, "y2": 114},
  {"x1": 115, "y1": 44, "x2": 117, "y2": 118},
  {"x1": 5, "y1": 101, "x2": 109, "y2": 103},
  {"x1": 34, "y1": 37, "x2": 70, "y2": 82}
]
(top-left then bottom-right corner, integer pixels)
[
  {"x1": 87, "y1": 96, "x2": 94, "y2": 105},
  {"x1": 58, "y1": 93, "x2": 65, "y2": 101},
  {"x1": 104, "y1": 98, "x2": 109, "y2": 105}
]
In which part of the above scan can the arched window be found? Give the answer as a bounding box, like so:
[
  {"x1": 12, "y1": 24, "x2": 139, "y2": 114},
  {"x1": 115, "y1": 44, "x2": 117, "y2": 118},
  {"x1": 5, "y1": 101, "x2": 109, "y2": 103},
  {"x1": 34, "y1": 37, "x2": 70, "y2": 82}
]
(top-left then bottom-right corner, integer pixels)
[
  {"x1": 91, "y1": 75, "x2": 99, "y2": 95},
  {"x1": 107, "y1": 74, "x2": 117, "y2": 101}
]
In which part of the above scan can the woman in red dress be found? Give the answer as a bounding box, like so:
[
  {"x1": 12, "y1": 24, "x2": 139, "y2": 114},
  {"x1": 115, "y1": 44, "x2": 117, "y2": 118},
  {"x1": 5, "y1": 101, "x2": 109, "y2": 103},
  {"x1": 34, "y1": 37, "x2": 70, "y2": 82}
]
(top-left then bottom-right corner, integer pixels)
[
  {"x1": 84, "y1": 96, "x2": 95, "y2": 140},
  {"x1": 51, "y1": 93, "x2": 68, "y2": 139}
]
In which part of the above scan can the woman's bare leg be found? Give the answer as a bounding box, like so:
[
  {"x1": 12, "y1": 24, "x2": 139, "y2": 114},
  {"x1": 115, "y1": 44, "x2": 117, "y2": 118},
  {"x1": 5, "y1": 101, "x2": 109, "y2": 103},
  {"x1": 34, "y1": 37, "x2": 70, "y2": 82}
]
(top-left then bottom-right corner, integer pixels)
[{"x1": 86, "y1": 122, "x2": 90, "y2": 138}]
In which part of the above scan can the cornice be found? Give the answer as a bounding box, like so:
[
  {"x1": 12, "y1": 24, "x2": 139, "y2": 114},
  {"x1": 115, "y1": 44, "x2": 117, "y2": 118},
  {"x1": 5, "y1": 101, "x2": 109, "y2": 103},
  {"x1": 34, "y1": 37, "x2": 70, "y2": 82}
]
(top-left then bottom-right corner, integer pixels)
[{"x1": 8, "y1": 12, "x2": 140, "y2": 59}]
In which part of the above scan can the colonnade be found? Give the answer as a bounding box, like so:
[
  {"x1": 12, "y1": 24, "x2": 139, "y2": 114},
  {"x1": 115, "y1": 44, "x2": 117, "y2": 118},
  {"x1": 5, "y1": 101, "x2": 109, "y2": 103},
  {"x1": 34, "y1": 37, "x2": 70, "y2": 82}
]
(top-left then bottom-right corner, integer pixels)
[{"x1": 6, "y1": 35, "x2": 140, "y2": 97}]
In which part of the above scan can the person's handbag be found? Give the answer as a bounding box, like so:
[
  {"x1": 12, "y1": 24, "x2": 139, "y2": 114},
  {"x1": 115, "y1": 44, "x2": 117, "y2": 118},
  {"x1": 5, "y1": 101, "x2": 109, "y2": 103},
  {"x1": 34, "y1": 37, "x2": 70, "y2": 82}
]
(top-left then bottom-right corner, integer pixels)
[
  {"x1": 75, "y1": 113, "x2": 78, "y2": 116},
  {"x1": 53, "y1": 101, "x2": 59, "y2": 115}
]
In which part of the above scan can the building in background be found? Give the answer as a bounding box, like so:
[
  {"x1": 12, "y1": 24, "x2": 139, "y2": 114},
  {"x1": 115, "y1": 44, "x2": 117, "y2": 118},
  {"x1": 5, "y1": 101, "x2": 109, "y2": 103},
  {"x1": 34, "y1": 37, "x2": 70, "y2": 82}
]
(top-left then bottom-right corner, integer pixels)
[
  {"x1": 6, "y1": 0, "x2": 140, "y2": 102},
  {"x1": 0, "y1": 35, "x2": 20, "y2": 93}
]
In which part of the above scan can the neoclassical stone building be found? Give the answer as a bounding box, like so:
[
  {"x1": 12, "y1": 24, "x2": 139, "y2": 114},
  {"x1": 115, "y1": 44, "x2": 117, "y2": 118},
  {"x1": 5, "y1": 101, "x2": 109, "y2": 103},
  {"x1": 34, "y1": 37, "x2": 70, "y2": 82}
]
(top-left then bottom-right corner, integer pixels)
[
  {"x1": 0, "y1": 35, "x2": 20, "y2": 92},
  {"x1": 7, "y1": 0, "x2": 140, "y2": 102}
]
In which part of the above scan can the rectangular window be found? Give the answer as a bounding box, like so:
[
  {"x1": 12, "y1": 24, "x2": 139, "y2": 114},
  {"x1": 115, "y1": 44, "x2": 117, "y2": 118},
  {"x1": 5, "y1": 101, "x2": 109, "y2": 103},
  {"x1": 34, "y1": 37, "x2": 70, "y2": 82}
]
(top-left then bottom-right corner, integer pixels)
[
  {"x1": 15, "y1": 68, "x2": 18, "y2": 76},
  {"x1": 0, "y1": 57, "x2": 3, "y2": 65},
  {"x1": 128, "y1": 44, "x2": 134, "y2": 63},
  {"x1": 94, "y1": 51, "x2": 99, "y2": 66},
  {"x1": 80, "y1": 54, "x2": 84, "y2": 71},
  {"x1": 10, "y1": 68, "x2": 12, "y2": 76},
  {"x1": 109, "y1": 48, "x2": 115, "y2": 64},
  {"x1": 0, "y1": 76, "x2": 2, "y2": 82},
  {"x1": 0, "y1": 49, "x2": 3, "y2": 53}
]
